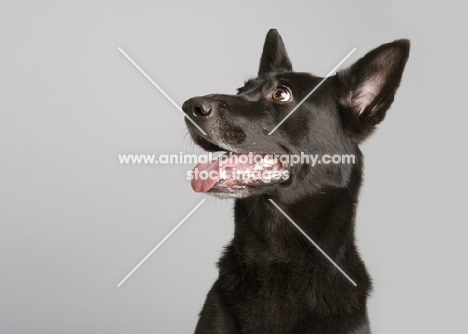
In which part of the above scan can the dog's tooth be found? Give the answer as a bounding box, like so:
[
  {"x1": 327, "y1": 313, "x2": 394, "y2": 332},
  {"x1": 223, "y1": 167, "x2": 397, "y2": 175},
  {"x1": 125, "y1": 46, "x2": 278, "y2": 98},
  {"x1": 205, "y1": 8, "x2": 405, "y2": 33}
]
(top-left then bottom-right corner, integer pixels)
[
  {"x1": 260, "y1": 155, "x2": 275, "y2": 167},
  {"x1": 253, "y1": 162, "x2": 263, "y2": 171},
  {"x1": 259, "y1": 159, "x2": 270, "y2": 167}
]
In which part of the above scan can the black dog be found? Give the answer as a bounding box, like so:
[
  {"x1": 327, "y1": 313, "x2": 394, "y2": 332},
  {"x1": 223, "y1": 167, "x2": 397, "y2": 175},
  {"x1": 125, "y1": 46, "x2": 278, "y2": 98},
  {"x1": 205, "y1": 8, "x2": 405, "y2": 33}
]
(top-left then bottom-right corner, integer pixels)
[{"x1": 183, "y1": 29, "x2": 409, "y2": 333}]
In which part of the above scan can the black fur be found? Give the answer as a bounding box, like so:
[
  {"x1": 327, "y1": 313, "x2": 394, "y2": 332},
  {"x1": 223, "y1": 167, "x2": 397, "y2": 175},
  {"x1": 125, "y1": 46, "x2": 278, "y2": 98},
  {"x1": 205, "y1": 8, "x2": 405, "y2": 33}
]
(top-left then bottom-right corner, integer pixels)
[{"x1": 183, "y1": 29, "x2": 409, "y2": 333}]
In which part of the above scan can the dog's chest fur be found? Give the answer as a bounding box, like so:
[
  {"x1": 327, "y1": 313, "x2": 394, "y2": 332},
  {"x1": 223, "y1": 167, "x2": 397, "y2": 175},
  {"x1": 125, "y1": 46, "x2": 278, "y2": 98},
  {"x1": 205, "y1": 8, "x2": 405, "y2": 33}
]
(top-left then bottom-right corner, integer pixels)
[{"x1": 210, "y1": 195, "x2": 371, "y2": 333}]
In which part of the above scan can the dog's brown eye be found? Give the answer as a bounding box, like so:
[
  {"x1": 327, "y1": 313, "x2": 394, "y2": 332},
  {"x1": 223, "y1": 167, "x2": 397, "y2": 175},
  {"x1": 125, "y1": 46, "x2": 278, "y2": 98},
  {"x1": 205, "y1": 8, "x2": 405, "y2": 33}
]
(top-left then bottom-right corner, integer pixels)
[{"x1": 272, "y1": 87, "x2": 291, "y2": 101}]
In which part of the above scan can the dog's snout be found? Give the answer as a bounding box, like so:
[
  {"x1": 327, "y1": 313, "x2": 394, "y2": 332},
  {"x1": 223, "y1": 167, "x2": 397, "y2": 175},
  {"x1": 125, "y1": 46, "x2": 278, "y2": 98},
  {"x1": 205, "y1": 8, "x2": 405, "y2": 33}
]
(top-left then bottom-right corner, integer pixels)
[{"x1": 182, "y1": 98, "x2": 213, "y2": 117}]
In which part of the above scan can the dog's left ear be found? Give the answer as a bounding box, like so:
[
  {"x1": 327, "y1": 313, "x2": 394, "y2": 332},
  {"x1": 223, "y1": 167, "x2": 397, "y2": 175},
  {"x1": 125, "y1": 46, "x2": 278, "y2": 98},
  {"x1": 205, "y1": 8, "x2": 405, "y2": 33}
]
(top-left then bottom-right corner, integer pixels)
[
  {"x1": 337, "y1": 40, "x2": 410, "y2": 142},
  {"x1": 258, "y1": 29, "x2": 293, "y2": 75}
]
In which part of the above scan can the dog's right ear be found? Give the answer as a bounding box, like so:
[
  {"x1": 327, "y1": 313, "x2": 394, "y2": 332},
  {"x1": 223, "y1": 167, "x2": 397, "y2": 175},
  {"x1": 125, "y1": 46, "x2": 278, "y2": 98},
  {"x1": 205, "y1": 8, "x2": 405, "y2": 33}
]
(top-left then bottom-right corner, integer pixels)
[
  {"x1": 337, "y1": 40, "x2": 410, "y2": 143},
  {"x1": 258, "y1": 29, "x2": 293, "y2": 75}
]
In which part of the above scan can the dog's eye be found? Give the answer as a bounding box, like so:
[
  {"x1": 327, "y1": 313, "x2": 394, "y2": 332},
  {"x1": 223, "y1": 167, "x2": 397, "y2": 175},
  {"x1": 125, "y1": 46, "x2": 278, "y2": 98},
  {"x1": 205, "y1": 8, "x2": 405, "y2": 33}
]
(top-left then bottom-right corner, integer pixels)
[{"x1": 272, "y1": 87, "x2": 291, "y2": 101}]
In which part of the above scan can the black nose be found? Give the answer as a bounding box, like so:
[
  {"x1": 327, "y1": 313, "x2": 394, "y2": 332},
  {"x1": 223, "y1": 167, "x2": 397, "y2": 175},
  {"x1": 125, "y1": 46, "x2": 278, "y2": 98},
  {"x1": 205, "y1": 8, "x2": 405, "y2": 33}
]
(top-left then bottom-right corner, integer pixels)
[{"x1": 182, "y1": 98, "x2": 213, "y2": 117}]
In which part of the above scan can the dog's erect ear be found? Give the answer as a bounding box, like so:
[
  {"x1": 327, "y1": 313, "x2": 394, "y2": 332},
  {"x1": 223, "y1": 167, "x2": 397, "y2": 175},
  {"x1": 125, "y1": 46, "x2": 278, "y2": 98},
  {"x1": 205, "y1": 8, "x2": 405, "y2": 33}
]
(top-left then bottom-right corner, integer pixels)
[
  {"x1": 337, "y1": 40, "x2": 410, "y2": 142},
  {"x1": 258, "y1": 29, "x2": 293, "y2": 75}
]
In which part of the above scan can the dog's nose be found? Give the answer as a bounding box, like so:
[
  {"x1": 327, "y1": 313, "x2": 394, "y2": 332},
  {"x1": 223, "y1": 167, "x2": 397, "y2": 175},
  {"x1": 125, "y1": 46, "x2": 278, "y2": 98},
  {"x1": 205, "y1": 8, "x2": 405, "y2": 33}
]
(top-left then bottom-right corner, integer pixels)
[{"x1": 182, "y1": 98, "x2": 213, "y2": 117}]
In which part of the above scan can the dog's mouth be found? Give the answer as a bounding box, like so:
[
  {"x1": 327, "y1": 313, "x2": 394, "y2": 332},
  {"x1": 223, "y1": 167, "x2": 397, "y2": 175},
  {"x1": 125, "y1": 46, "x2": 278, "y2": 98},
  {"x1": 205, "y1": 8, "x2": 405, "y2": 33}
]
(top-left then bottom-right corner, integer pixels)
[{"x1": 190, "y1": 136, "x2": 290, "y2": 194}]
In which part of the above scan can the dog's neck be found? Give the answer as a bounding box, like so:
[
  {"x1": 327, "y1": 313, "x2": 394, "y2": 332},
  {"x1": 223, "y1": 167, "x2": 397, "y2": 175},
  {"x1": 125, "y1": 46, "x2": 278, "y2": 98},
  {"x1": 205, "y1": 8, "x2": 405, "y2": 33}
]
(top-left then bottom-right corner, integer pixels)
[
  {"x1": 232, "y1": 158, "x2": 363, "y2": 265},
  {"x1": 226, "y1": 159, "x2": 371, "y2": 317}
]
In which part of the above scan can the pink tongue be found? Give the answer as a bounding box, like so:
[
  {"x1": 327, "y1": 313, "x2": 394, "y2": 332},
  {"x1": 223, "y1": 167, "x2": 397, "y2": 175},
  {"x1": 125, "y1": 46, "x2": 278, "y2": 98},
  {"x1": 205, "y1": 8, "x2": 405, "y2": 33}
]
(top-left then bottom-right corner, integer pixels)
[
  {"x1": 190, "y1": 154, "x2": 258, "y2": 193},
  {"x1": 191, "y1": 159, "x2": 221, "y2": 193}
]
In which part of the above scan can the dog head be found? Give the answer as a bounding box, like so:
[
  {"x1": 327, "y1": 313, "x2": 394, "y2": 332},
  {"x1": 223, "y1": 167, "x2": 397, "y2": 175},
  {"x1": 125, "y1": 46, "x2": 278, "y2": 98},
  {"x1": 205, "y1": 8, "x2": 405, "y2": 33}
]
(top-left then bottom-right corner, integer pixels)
[{"x1": 183, "y1": 29, "x2": 409, "y2": 198}]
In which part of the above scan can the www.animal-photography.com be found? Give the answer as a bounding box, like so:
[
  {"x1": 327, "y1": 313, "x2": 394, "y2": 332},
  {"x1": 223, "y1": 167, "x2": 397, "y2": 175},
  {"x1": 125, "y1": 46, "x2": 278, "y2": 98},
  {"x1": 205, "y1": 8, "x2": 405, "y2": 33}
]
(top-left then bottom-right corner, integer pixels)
[{"x1": 1, "y1": 1, "x2": 467, "y2": 333}]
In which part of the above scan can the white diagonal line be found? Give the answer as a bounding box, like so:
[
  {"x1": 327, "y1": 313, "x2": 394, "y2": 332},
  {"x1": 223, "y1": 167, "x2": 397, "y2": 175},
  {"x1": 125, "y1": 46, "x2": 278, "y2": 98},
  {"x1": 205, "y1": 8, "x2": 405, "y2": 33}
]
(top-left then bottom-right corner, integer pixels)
[
  {"x1": 117, "y1": 199, "x2": 206, "y2": 287},
  {"x1": 117, "y1": 47, "x2": 207, "y2": 135},
  {"x1": 268, "y1": 48, "x2": 356, "y2": 135},
  {"x1": 268, "y1": 199, "x2": 357, "y2": 286}
]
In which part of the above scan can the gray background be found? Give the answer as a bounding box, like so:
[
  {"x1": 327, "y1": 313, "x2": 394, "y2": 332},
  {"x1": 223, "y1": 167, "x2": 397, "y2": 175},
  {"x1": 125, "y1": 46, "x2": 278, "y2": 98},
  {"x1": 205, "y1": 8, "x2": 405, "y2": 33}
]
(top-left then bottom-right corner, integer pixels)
[{"x1": 1, "y1": 1, "x2": 467, "y2": 333}]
